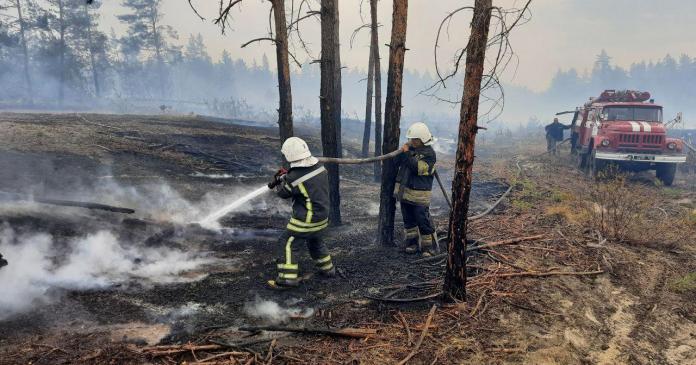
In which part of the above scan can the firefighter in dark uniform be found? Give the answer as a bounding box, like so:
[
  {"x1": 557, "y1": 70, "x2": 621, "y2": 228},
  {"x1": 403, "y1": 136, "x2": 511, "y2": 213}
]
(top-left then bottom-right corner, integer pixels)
[
  {"x1": 267, "y1": 137, "x2": 335, "y2": 289},
  {"x1": 394, "y1": 122, "x2": 437, "y2": 255},
  {"x1": 0, "y1": 252, "x2": 6, "y2": 268},
  {"x1": 545, "y1": 117, "x2": 570, "y2": 155}
]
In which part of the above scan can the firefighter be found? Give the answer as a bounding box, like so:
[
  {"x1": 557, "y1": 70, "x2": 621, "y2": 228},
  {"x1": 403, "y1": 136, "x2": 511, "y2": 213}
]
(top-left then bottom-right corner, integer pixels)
[
  {"x1": 394, "y1": 122, "x2": 437, "y2": 255},
  {"x1": 545, "y1": 117, "x2": 570, "y2": 155},
  {"x1": 266, "y1": 137, "x2": 335, "y2": 289},
  {"x1": 0, "y1": 252, "x2": 6, "y2": 268}
]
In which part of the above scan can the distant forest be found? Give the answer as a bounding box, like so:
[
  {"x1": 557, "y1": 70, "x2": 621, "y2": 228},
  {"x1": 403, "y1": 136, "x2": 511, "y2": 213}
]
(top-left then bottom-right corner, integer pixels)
[{"x1": 2, "y1": 0, "x2": 696, "y2": 130}]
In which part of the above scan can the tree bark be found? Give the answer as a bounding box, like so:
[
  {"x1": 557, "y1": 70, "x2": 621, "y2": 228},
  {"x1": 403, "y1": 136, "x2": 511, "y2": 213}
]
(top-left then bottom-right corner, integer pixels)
[
  {"x1": 320, "y1": 0, "x2": 342, "y2": 225},
  {"x1": 15, "y1": 0, "x2": 33, "y2": 105},
  {"x1": 151, "y1": 4, "x2": 165, "y2": 98},
  {"x1": 361, "y1": 41, "x2": 375, "y2": 157},
  {"x1": 377, "y1": 0, "x2": 407, "y2": 245},
  {"x1": 271, "y1": 0, "x2": 293, "y2": 145},
  {"x1": 371, "y1": 0, "x2": 382, "y2": 181},
  {"x1": 443, "y1": 0, "x2": 492, "y2": 301},
  {"x1": 57, "y1": 0, "x2": 66, "y2": 106},
  {"x1": 84, "y1": 4, "x2": 101, "y2": 98}
]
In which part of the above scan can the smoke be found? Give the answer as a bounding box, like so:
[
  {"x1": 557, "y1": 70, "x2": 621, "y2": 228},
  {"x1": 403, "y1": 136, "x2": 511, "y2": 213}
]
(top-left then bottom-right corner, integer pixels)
[
  {"x1": 0, "y1": 226, "x2": 215, "y2": 319},
  {"x1": 244, "y1": 296, "x2": 314, "y2": 325}
]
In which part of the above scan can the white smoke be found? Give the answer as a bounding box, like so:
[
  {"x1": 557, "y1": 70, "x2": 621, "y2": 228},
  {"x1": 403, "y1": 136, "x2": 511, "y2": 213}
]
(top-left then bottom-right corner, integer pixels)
[
  {"x1": 244, "y1": 296, "x2": 314, "y2": 324},
  {"x1": 0, "y1": 227, "x2": 215, "y2": 319}
]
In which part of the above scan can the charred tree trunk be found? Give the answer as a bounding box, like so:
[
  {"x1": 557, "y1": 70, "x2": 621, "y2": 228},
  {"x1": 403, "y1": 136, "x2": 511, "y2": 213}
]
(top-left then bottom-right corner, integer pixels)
[
  {"x1": 84, "y1": 4, "x2": 101, "y2": 98},
  {"x1": 443, "y1": 0, "x2": 493, "y2": 301},
  {"x1": 15, "y1": 0, "x2": 33, "y2": 105},
  {"x1": 320, "y1": 0, "x2": 342, "y2": 225},
  {"x1": 377, "y1": 0, "x2": 407, "y2": 245},
  {"x1": 271, "y1": 0, "x2": 293, "y2": 144},
  {"x1": 151, "y1": 9, "x2": 165, "y2": 98},
  {"x1": 361, "y1": 40, "x2": 375, "y2": 157},
  {"x1": 371, "y1": 0, "x2": 382, "y2": 181},
  {"x1": 57, "y1": 0, "x2": 66, "y2": 106}
]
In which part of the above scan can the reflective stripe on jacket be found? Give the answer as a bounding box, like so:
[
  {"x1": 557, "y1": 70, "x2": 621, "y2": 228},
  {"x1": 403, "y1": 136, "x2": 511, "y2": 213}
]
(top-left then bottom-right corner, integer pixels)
[
  {"x1": 275, "y1": 163, "x2": 330, "y2": 233},
  {"x1": 394, "y1": 145, "x2": 436, "y2": 206}
]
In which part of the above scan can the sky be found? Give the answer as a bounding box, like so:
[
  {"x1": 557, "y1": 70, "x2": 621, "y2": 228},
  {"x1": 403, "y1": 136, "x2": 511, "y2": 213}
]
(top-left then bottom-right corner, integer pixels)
[{"x1": 96, "y1": 0, "x2": 696, "y2": 93}]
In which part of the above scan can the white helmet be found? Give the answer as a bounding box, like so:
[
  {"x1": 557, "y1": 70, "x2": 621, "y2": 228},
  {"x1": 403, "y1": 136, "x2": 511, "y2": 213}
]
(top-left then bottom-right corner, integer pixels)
[
  {"x1": 281, "y1": 137, "x2": 312, "y2": 162},
  {"x1": 406, "y1": 122, "x2": 434, "y2": 146}
]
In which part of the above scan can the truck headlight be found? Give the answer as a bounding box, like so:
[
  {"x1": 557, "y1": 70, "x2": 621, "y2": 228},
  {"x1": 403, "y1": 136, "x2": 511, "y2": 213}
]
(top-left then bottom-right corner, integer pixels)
[
  {"x1": 667, "y1": 142, "x2": 677, "y2": 150},
  {"x1": 601, "y1": 139, "x2": 610, "y2": 147}
]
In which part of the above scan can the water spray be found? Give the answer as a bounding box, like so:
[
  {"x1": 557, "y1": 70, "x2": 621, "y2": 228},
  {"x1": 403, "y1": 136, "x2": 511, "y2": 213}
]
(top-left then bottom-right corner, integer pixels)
[{"x1": 196, "y1": 149, "x2": 405, "y2": 229}]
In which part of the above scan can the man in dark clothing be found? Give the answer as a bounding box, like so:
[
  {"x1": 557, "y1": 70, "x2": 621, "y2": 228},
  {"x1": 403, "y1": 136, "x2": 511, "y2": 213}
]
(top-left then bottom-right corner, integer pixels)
[
  {"x1": 394, "y1": 122, "x2": 437, "y2": 256},
  {"x1": 545, "y1": 117, "x2": 570, "y2": 155},
  {"x1": 267, "y1": 137, "x2": 334, "y2": 289},
  {"x1": 0, "y1": 253, "x2": 6, "y2": 268}
]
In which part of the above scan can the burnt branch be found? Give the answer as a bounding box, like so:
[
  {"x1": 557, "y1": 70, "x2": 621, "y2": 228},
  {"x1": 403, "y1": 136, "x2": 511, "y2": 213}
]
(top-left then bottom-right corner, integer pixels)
[
  {"x1": 240, "y1": 37, "x2": 276, "y2": 48},
  {"x1": 423, "y1": 0, "x2": 532, "y2": 123}
]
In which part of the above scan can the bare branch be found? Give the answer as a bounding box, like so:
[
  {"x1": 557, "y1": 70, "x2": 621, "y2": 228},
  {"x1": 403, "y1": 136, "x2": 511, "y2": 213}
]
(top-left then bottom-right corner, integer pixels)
[
  {"x1": 241, "y1": 37, "x2": 276, "y2": 48},
  {"x1": 187, "y1": 0, "x2": 206, "y2": 21}
]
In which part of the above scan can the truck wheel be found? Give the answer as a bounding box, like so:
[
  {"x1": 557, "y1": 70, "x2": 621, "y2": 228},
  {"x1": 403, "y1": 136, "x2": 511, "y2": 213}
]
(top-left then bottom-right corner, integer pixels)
[
  {"x1": 656, "y1": 163, "x2": 677, "y2": 186},
  {"x1": 589, "y1": 151, "x2": 607, "y2": 179},
  {"x1": 577, "y1": 151, "x2": 588, "y2": 171}
]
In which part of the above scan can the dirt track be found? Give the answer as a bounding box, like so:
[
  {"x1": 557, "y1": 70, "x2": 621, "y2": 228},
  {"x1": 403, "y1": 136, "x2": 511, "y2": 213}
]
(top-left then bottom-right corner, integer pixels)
[{"x1": 0, "y1": 112, "x2": 695, "y2": 364}]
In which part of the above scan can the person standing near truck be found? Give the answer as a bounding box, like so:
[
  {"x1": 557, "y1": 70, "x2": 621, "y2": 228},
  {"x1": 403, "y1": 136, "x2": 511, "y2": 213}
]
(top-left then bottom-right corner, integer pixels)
[{"x1": 545, "y1": 117, "x2": 570, "y2": 155}]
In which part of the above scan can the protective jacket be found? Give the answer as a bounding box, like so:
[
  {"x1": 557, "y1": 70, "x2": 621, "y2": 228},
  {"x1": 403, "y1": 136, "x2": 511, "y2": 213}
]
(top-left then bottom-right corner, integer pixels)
[
  {"x1": 276, "y1": 163, "x2": 330, "y2": 234},
  {"x1": 394, "y1": 145, "x2": 437, "y2": 206},
  {"x1": 545, "y1": 122, "x2": 570, "y2": 141}
]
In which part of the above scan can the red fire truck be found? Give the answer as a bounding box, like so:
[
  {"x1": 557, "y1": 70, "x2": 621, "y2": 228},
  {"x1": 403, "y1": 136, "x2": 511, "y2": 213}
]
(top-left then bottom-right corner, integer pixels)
[{"x1": 569, "y1": 90, "x2": 687, "y2": 185}]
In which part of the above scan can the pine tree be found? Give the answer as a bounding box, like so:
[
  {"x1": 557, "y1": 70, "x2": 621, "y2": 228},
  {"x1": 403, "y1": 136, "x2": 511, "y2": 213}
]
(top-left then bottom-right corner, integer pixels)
[{"x1": 117, "y1": 0, "x2": 179, "y2": 98}]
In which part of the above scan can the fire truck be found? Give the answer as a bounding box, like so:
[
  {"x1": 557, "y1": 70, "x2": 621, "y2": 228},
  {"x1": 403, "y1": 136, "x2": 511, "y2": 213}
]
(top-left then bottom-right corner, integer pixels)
[{"x1": 567, "y1": 90, "x2": 687, "y2": 185}]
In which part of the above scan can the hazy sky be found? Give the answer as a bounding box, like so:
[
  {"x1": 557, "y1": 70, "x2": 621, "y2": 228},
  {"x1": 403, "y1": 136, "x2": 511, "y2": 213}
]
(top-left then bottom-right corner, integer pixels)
[{"x1": 98, "y1": 0, "x2": 696, "y2": 92}]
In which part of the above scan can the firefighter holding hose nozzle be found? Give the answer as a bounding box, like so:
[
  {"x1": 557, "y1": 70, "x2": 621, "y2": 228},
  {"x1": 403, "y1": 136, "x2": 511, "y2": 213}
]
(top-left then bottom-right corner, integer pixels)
[
  {"x1": 266, "y1": 137, "x2": 335, "y2": 290},
  {"x1": 394, "y1": 122, "x2": 438, "y2": 256}
]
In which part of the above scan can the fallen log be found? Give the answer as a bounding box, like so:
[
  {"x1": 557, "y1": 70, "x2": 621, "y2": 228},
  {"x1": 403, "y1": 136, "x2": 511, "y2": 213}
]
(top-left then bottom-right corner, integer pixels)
[
  {"x1": 33, "y1": 198, "x2": 136, "y2": 214},
  {"x1": 488, "y1": 270, "x2": 604, "y2": 279},
  {"x1": 141, "y1": 344, "x2": 227, "y2": 356},
  {"x1": 365, "y1": 292, "x2": 441, "y2": 303},
  {"x1": 471, "y1": 234, "x2": 545, "y2": 251},
  {"x1": 0, "y1": 191, "x2": 135, "y2": 214},
  {"x1": 238, "y1": 326, "x2": 377, "y2": 339}
]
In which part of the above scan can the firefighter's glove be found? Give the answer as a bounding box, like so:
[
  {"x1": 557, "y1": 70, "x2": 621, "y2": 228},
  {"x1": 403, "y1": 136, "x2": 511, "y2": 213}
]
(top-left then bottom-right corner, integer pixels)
[{"x1": 268, "y1": 168, "x2": 288, "y2": 189}]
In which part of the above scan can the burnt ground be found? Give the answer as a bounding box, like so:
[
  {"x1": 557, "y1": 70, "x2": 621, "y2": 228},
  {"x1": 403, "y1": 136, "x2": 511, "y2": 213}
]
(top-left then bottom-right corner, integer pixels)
[{"x1": 0, "y1": 112, "x2": 695, "y2": 364}]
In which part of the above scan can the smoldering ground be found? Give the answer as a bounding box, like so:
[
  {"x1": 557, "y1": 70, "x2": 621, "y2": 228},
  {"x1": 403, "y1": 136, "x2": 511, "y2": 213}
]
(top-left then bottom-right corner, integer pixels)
[{"x1": 0, "y1": 152, "x2": 290, "y2": 320}]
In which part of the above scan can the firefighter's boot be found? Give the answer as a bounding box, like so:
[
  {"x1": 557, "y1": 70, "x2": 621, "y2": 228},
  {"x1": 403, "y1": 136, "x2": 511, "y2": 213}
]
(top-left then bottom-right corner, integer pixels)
[
  {"x1": 314, "y1": 255, "x2": 336, "y2": 278},
  {"x1": 403, "y1": 227, "x2": 420, "y2": 254},
  {"x1": 420, "y1": 233, "x2": 434, "y2": 257},
  {"x1": 267, "y1": 262, "x2": 300, "y2": 290}
]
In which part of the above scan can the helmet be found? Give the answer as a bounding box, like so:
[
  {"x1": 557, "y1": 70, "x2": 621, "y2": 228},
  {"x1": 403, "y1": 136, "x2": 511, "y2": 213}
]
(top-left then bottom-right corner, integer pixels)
[
  {"x1": 281, "y1": 137, "x2": 312, "y2": 162},
  {"x1": 406, "y1": 122, "x2": 434, "y2": 146}
]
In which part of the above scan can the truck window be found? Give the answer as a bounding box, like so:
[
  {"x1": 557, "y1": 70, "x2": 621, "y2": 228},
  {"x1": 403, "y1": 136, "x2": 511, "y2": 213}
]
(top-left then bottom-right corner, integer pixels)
[{"x1": 603, "y1": 107, "x2": 662, "y2": 122}]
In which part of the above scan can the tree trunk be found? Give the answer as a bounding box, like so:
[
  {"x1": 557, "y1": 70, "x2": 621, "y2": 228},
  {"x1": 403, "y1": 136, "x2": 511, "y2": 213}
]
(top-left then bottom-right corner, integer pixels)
[
  {"x1": 57, "y1": 0, "x2": 65, "y2": 106},
  {"x1": 151, "y1": 8, "x2": 165, "y2": 98},
  {"x1": 320, "y1": 0, "x2": 342, "y2": 225},
  {"x1": 443, "y1": 0, "x2": 492, "y2": 301},
  {"x1": 371, "y1": 0, "x2": 382, "y2": 181},
  {"x1": 361, "y1": 40, "x2": 375, "y2": 157},
  {"x1": 15, "y1": 0, "x2": 33, "y2": 105},
  {"x1": 84, "y1": 4, "x2": 101, "y2": 98},
  {"x1": 271, "y1": 0, "x2": 293, "y2": 145},
  {"x1": 377, "y1": 0, "x2": 407, "y2": 245}
]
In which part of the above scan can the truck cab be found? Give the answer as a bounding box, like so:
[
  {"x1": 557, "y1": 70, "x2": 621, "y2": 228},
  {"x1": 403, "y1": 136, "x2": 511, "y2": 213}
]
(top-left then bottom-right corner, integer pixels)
[{"x1": 574, "y1": 90, "x2": 687, "y2": 185}]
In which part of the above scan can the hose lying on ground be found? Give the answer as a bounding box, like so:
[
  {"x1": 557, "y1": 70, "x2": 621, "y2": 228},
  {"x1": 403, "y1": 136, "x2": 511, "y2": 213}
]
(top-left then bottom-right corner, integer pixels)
[{"x1": 316, "y1": 149, "x2": 403, "y2": 164}]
